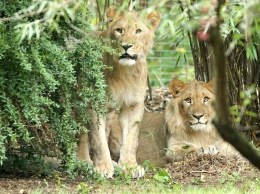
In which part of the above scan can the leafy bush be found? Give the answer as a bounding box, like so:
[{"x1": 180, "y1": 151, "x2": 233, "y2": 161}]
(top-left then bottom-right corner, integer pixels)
[{"x1": 0, "y1": 0, "x2": 110, "y2": 176}]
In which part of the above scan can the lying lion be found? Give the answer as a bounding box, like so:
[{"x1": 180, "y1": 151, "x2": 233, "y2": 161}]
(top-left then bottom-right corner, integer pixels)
[
  {"x1": 110, "y1": 79, "x2": 245, "y2": 167},
  {"x1": 165, "y1": 79, "x2": 242, "y2": 162},
  {"x1": 77, "y1": 7, "x2": 161, "y2": 178}
]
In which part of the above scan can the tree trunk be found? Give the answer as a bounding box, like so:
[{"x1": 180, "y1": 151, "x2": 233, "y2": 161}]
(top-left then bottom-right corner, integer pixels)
[{"x1": 209, "y1": 0, "x2": 260, "y2": 169}]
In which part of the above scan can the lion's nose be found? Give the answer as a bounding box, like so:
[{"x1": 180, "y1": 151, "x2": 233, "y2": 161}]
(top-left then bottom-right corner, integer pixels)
[
  {"x1": 192, "y1": 114, "x2": 204, "y2": 120},
  {"x1": 121, "y1": 44, "x2": 133, "y2": 51}
]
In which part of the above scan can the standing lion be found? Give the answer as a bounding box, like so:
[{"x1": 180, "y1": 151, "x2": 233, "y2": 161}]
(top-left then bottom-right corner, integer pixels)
[{"x1": 77, "y1": 7, "x2": 161, "y2": 178}]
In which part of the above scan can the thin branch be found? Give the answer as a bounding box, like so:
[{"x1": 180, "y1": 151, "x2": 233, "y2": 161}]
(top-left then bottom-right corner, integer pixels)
[
  {"x1": 147, "y1": 76, "x2": 153, "y2": 101},
  {"x1": 95, "y1": 0, "x2": 102, "y2": 26},
  {"x1": 190, "y1": 170, "x2": 208, "y2": 173},
  {"x1": 0, "y1": 0, "x2": 74, "y2": 22}
]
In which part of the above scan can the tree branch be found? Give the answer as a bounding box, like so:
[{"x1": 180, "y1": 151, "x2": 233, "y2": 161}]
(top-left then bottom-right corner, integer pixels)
[
  {"x1": 209, "y1": 0, "x2": 260, "y2": 169},
  {"x1": 0, "y1": 0, "x2": 74, "y2": 22}
]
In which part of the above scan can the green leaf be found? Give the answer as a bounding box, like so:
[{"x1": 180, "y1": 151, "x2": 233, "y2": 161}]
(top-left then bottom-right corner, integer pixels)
[
  {"x1": 245, "y1": 111, "x2": 258, "y2": 118},
  {"x1": 243, "y1": 99, "x2": 251, "y2": 106},
  {"x1": 181, "y1": 145, "x2": 190, "y2": 149},
  {"x1": 64, "y1": 7, "x2": 75, "y2": 21},
  {"x1": 38, "y1": 1, "x2": 48, "y2": 13},
  {"x1": 153, "y1": 169, "x2": 171, "y2": 183},
  {"x1": 220, "y1": 178, "x2": 226, "y2": 184},
  {"x1": 246, "y1": 43, "x2": 258, "y2": 60},
  {"x1": 27, "y1": 24, "x2": 34, "y2": 40},
  {"x1": 240, "y1": 91, "x2": 246, "y2": 99},
  {"x1": 35, "y1": 23, "x2": 40, "y2": 39}
]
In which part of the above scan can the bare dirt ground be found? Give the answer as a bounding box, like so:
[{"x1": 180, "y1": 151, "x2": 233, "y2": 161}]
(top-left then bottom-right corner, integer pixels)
[
  {"x1": 0, "y1": 87, "x2": 259, "y2": 193},
  {"x1": 166, "y1": 155, "x2": 260, "y2": 186}
]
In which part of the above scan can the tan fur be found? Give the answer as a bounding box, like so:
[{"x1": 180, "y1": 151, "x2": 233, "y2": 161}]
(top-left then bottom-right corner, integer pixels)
[
  {"x1": 109, "y1": 112, "x2": 167, "y2": 167},
  {"x1": 77, "y1": 7, "x2": 161, "y2": 178},
  {"x1": 136, "y1": 112, "x2": 167, "y2": 167},
  {"x1": 165, "y1": 80, "x2": 241, "y2": 162}
]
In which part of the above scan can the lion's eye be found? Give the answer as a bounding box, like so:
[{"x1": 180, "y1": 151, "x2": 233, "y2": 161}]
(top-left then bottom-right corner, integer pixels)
[
  {"x1": 136, "y1": 29, "x2": 142, "y2": 34},
  {"x1": 185, "y1": 98, "x2": 191, "y2": 103},
  {"x1": 203, "y1": 97, "x2": 210, "y2": 102},
  {"x1": 116, "y1": 28, "x2": 123, "y2": 33}
]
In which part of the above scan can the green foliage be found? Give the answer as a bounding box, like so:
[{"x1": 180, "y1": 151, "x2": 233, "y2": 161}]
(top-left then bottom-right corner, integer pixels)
[
  {"x1": 77, "y1": 182, "x2": 90, "y2": 194},
  {"x1": 153, "y1": 169, "x2": 171, "y2": 183},
  {"x1": 220, "y1": 171, "x2": 240, "y2": 185},
  {"x1": 0, "y1": 0, "x2": 111, "y2": 177},
  {"x1": 161, "y1": 0, "x2": 259, "y2": 129},
  {"x1": 141, "y1": 160, "x2": 156, "y2": 173},
  {"x1": 221, "y1": 0, "x2": 260, "y2": 60},
  {"x1": 181, "y1": 145, "x2": 191, "y2": 150},
  {"x1": 148, "y1": 2, "x2": 194, "y2": 86},
  {"x1": 0, "y1": 153, "x2": 59, "y2": 177},
  {"x1": 148, "y1": 0, "x2": 260, "y2": 86},
  {"x1": 113, "y1": 166, "x2": 132, "y2": 184},
  {"x1": 230, "y1": 85, "x2": 258, "y2": 125}
]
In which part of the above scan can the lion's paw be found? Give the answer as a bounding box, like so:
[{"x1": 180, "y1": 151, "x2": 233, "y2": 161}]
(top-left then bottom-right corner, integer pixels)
[
  {"x1": 118, "y1": 161, "x2": 145, "y2": 178},
  {"x1": 94, "y1": 160, "x2": 114, "y2": 179},
  {"x1": 198, "y1": 145, "x2": 219, "y2": 155},
  {"x1": 235, "y1": 152, "x2": 248, "y2": 163},
  {"x1": 130, "y1": 165, "x2": 145, "y2": 178},
  {"x1": 112, "y1": 160, "x2": 118, "y2": 167}
]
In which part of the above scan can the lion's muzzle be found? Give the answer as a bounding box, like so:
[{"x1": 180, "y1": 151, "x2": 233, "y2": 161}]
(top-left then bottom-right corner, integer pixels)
[
  {"x1": 118, "y1": 44, "x2": 138, "y2": 66},
  {"x1": 119, "y1": 53, "x2": 137, "y2": 60},
  {"x1": 119, "y1": 53, "x2": 138, "y2": 66}
]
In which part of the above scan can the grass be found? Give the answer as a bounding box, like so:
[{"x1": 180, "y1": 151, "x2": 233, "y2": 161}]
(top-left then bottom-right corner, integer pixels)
[
  {"x1": 1, "y1": 159, "x2": 259, "y2": 194},
  {"x1": 22, "y1": 172, "x2": 260, "y2": 194},
  {"x1": 27, "y1": 179, "x2": 260, "y2": 194}
]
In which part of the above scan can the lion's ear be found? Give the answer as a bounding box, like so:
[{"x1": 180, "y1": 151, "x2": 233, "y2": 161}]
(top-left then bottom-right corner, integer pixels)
[
  {"x1": 106, "y1": 7, "x2": 118, "y2": 22},
  {"x1": 206, "y1": 79, "x2": 214, "y2": 93},
  {"x1": 147, "y1": 10, "x2": 162, "y2": 31},
  {"x1": 169, "y1": 80, "x2": 186, "y2": 97}
]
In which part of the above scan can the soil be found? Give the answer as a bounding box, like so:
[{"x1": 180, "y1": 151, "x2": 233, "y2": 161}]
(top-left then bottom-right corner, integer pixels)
[
  {"x1": 165, "y1": 154, "x2": 260, "y2": 186},
  {"x1": 0, "y1": 87, "x2": 259, "y2": 193}
]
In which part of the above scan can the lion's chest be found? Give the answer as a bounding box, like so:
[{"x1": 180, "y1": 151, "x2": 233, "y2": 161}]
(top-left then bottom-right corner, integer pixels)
[
  {"x1": 107, "y1": 76, "x2": 146, "y2": 107},
  {"x1": 104, "y1": 59, "x2": 148, "y2": 107}
]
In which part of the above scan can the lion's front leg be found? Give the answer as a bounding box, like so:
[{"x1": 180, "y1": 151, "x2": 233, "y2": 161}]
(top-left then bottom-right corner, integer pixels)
[
  {"x1": 88, "y1": 109, "x2": 114, "y2": 178},
  {"x1": 108, "y1": 113, "x2": 122, "y2": 162},
  {"x1": 77, "y1": 131, "x2": 93, "y2": 165},
  {"x1": 166, "y1": 145, "x2": 198, "y2": 162},
  {"x1": 166, "y1": 136, "x2": 199, "y2": 162},
  {"x1": 118, "y1": 103, "x2": 145, "y2": 178}
]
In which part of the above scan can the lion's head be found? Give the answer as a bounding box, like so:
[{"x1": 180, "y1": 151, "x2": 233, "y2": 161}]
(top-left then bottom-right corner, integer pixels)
[
  {"x1": 166, "y1": 80, "x2": 215, "y2": 132},
  {"x1": 165, "y1": 80, "x2": 244, "y2": 162},
  {"x1": 103, "y1": 7, "x2": 161, "y2": 66}
]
